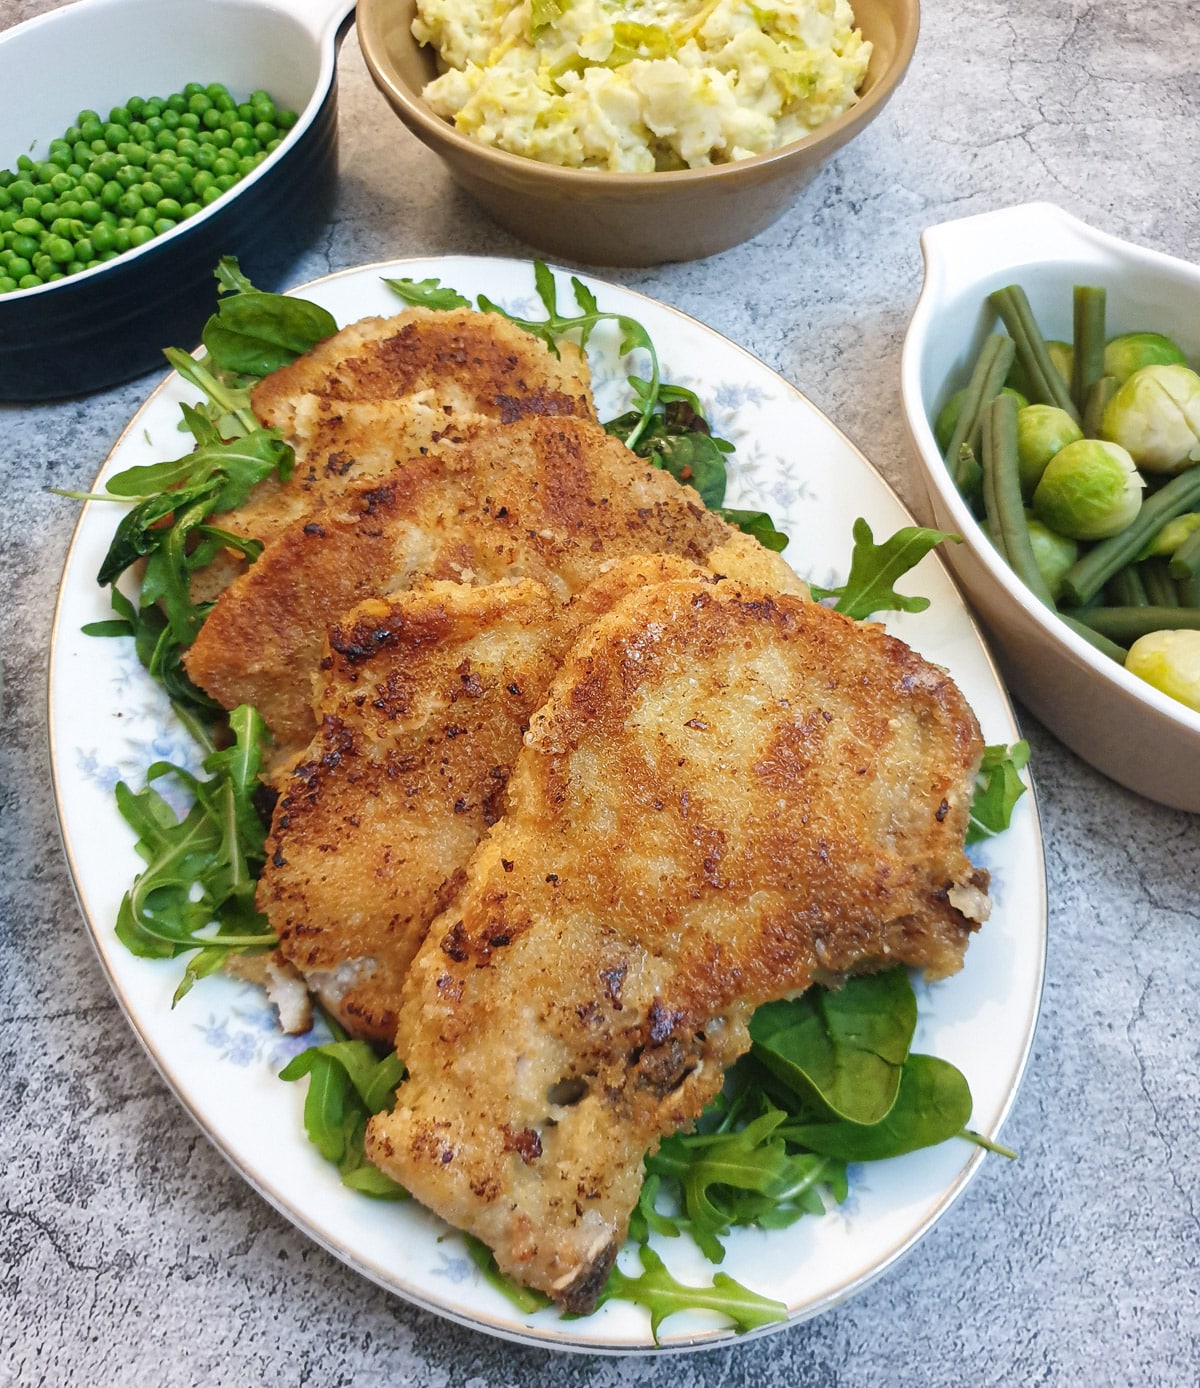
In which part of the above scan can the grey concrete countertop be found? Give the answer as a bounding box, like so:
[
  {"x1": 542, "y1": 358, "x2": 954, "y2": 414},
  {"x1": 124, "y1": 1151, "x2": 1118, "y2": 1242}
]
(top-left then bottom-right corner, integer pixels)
[{"x1": 3, "y1": 1, "x2": 1198, "y2": 1384}]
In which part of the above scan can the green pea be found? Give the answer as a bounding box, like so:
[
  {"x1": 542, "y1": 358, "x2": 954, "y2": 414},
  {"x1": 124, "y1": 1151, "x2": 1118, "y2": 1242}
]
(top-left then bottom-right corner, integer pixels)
[
  {"x1": 213, "y1": 173, "x2": 236, "y2": 192},
  {"x1": 155, "y1": 130, "x2": 178, "y2": 151},
  {"x1": 91, "y1": 222, "x2": 116, "y2": 253},
  {"x1": 21, "y1": 197, "x2": 42, "y2": 217},
  {"x1": 143, "y1": 98, "x2": 164, "y2": 117},
  {"x1": 120, "y1": 142, "x2": 149, "y2": 167},
  {"x1": 144, "y1": 115, "x2": 164, "y2": 136},
  {"x1": 10, "y1": 232, "x2": 39, "y2": 259},
  {"x1": 129, "y1": 223, "x2": 154, "y2": 247},
  {"x1": 108, "y1": 105, "x2": 131, "y2": 126},
  {"x1": 132, "y1": 207, "x2": 156, "y2": 228},
  {"x1": 265, "y1": 138, "x2": 282, "y2": 154},
  {"x1": 236, "y1": 155, "x2": 257, "y2": 177},
  {"x1": 126, "y1": 97, "x2": 145, "y2": 118},
  {"x1": 152, "y1": 216, "x2": 177, "y2": 235},
  {"x1": 166, "y1": 92, "x2": 187, "y2": 114},
  {"x1": 8, "y1": 256, "x2": 32, "y2": 278},
  {"x1": 15, "y1": 154, "x2": 34, "y2": 172},
  {"x1": 50, "y1": 217, "x2": 78, "y2": 238},
  {"x1": 58, "y1": 199, "x2": 83, "y2": 219},
  {"x1": 12, "y1": 216, "x2": 40, "y2": 236},
  {"x1": 231, "y1": 137, "x2": 258, "y2": 158},
  {"x1": 65, "y1": 163, "x2": 85, "y2": 179},
  {"x1": 18, "y1": 273, "x2": 42, "y2": 289},
  {"x1": 0, "y1": 210, "x2": 15, "y2": 231},
  {"x1": 188, "y1": 92, "x2": 212, "y2": 116},
  {"x1": 158, "y1": 171, "x2": 186, "y2": 200},
  {"x1": 179, "y1": 112, "x2": 200, "y2": 131},
  {"x1": 117, "y1": 189, "x2": 144, "y2": 216},
  {"x1": 7, "y1": 179, "x2": 34, "y2": 202},
  {"x1": 79, "y1": 200, "x2": 103, "y2": 224},
  {"x1": 254, "y1": 121, "x2": 277, "y2": 145},
  {"x1": 161, "y1": 109, "x2": 182, "y2": 130},
  {"x1": 112, "y1": 226, "x2": 131, "y2": 251},
  {"x1": 179, "y1": 201, "x2": 201, "y2": 219},
  {"x1": 114, "y1": 167, "x2": 139, "y2": 189},
  {"x1": 0, "y1": 188, "x2": 9, "y2": 211},
  {"x1": 201, "y1": 107, "x2": 223, "y2": 131},
  {"x1": 47, "y1": 236, "x2": 75, "y2": 263},
  {"x1": 140, "y1": 180, "x2": 164, "y2": 205},
  {"x1": 92, "y1": 151, "x2": 122, "y2": 179},
  {"x1": 175, "y1": 137, "x2": 200, "y2": 162},
  {"x1": 104, "y1": 123, "x2": 128, "y2": 149},
  {"x1": 74, "y1": 236, "x2": 94, "y2": 262},
  {"x1": 211, "y1": 155, "x2": 237, "y2": 178},
  {"x1": 79, "y1": 118, "x2": 102, "y2": 142},
  {"x1": 218, "y1": 109, "x2": 239, "y2": 132},
  {"x1": 213, "y1": 92, "x2": 235, "y2": 114},
  {"x1": 155, "y1": 196, "x2": 182, "y2": 220},
  {"x1": 0, "y1": 276, "x2": 16, "y2": 294},
  {"x1": 48, "y1": 169, "x2": 74, "y2": 196},
  {"x1": 194, "y1": 146, "x2": 217, "y2": 170},
  {"x1": 191, "y1": 169, "x2": 215, "y2": 194}
]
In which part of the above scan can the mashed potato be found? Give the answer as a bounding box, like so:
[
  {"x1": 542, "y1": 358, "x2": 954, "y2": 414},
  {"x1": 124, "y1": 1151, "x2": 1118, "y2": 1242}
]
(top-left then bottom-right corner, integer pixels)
[{"x1": 413, "y1": 0, "x2": 872, "y2": 172}]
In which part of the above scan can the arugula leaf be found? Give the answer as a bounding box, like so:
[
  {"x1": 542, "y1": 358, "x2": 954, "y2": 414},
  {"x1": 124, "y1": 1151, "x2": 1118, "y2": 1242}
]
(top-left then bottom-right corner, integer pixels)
[
  {"x1": 113, "y1": 704, "x2": 277, "y2": 1001},
  {"x1": 597, "y1": 1245, "x2": 786, "y2": 1342},
  {"x1": 808, "y1": 518, "x2": 959, "y2": 619},
  {"x1": 606, "y1": 386, "x2": 733, "y2": 510},
  {"x1": 642, "y1": 1107, "x2": 843, "y2": 1262},
  {"x1": 967, "y1": 740, "x2": 1031, "y2": 844},
  {"x1": 382, "y1": 275, "x2": 473, "y2": 312},
  {"x1": 279, "y1": 1038, "x2": 409, "y2": 1199},
  {"x1": 749, "y1": 969, "x2": 917, "y2": 1126}
]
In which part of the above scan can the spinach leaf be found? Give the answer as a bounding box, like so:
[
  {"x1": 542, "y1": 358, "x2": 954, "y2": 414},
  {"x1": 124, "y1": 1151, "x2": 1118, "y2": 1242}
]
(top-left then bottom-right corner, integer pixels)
[
  {"x1": 201, "y1": 256, "x2": 338, "y2": 376},
  {"x1": 750, "y1": 969, "x2": 917, "y2": 1125},
  {"x1": 778, "y1": 1053, "x2": 974, "y2": 1162},
  {"x1": 808, "y1": 518, "x2": 959, "y2": 619},
  {"x1": 968, "y1": 740, "x2": 1031, "y2": 844},
  {"x1": 716, "y1": 509, "x2": 790, "y2": 552}
]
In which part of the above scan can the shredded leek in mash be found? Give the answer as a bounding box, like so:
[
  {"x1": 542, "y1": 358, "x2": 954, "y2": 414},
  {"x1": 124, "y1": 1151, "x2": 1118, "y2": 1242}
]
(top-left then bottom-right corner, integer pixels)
[{"x1": 413, "y1": 0, "x2": 872, "y2": 172}]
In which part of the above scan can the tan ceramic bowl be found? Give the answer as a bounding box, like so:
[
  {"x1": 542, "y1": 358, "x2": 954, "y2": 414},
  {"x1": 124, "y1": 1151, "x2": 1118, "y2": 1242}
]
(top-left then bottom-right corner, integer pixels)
[{"x1": 357, "y1": 0, "x2": 918, "y2": 266}]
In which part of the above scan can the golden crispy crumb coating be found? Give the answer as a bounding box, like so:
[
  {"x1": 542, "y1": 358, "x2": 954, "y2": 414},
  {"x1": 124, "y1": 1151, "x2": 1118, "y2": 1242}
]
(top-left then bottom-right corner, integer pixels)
[
  {"x1": 184, "y1": 416, "x2": 733, "y2": 776},
  {"x1": 365, "y1": 579, "x2": 988, "y2": 1313}
]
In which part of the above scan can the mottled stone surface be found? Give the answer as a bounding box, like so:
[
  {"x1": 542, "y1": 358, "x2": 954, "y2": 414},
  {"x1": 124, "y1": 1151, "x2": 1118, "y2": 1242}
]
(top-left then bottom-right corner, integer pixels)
[{"x1": 2, "y1": 2, "x2": 1199, "y2": 1384}]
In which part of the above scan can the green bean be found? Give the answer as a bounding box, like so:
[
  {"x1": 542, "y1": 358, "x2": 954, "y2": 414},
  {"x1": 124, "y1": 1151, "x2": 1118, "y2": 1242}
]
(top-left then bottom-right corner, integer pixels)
[
  {"x1": 1057, "y1": 612, "x2": 1129, "y2": 662},
  {"x1": 943, "y1": 333, "x2": 1016, "y2": 495},
  {"x1": 1058, "y1": 467, "x2": 1200, "y2": 606},
  {"x1": 1106, "y1": 564, "x2": 1149, "y2": 608},
  {"x1": 1140, "y1": 557, "x2": 1179, "y2": 607},
  {"x1": 1077, "y1": 605, "x2": 1200, "y2": 643},
  {"x1": 989, "y1": 285, "x2": 1081, "y2": 422},
  {"x1": 1071, "y1": 285, "x2": 1107, "y2": 417},
  {"x1": 1083, "y1": 374, "x2": 1119, "y2": 440},
  {"x1": 982, "y1": 393, "x2": 1056, "y2": 606},
  {"x1": 1168, "y1": 523, "x2": 1200, "y2": 581}
]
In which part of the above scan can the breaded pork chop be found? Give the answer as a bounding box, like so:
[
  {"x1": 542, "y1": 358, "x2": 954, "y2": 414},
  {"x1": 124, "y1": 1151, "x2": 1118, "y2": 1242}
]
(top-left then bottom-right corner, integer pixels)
[
  {"x1": 184, "y1": 416, "x2": 736, "y2": 776},
  {"x1": 364, "y1": 579, "x2": 989, "y2": 1313},
  {"x1": 191, "y1": 309, "x2": 596, "y2": 597},
  {"x1": 261, "y1": 577, "x2": 568, "y2": 1044},
  {"x1": 259, "y1": 554, "x2": 796, "y2": 1042},
  {"x1": 251, "y1": 306, "x2": 593, "y2": 439}
]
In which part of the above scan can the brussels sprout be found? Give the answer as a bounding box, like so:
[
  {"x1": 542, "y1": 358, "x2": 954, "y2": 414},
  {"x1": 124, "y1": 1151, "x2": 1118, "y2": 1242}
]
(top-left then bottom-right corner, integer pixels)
[
  {"x1": 1032, "y1": 438, "x2": 1145, "y2": 540},
  {"x1": 1015, "y1": 404, "x2": 1083, "y2": 497},
  {"x1": 1103, "y1": 331, "x2": 1187, "y2": 385},
  {"x1": 935, "y1": 385, "x2": 1028, "y2": 454},
  {"x1": 1007, "y1": 341, "x2": 1072, "y2": 401},
  {"x1": 1125, "y1": 629, "x2": 1200, "y2": 712},
  {"x1": 1100, "y1": 363, "x2": 1200, "y2": 473},
  {"x1": 1139, "y1": 511, "x2": 1200, "y2": 559},
  {"x1": 982, "y1": 510, "x2": 1079, "y2": 596}
]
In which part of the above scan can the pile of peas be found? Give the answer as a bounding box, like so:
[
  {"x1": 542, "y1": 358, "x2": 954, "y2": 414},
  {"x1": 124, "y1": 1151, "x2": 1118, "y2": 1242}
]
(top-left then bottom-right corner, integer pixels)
[{"x1": 0, "y1": 83, "x2": 297, "y2": 295}]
